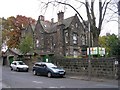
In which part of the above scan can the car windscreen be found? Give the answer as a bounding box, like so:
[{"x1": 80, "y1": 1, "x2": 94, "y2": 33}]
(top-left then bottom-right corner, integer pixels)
[
  {"x1": 46, "y1": 63, "x2": 57, "y2": 68},
  {"x1": 18, "y1": 62, "x2": 25, "y2": 65}
]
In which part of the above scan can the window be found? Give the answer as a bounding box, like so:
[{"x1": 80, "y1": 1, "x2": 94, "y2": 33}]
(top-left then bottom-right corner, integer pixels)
[
  {"x1": 73, "y1": 33, "x2": 78, "y2": 44},
  {"x1": 71, "y1": 24, "x2": 74, "y2": 30},
  {"x1": 35, "y1": 64, "x2": 41, "y2": 67},
  {"x1": 65, "y1": 30, "x2": 68, "y2": 43},
  {"x1": 41, "y1": 64, "x2": 47, "y2": 68},
  {"x1": 81, "y1": 35, "x2": 85, "y2": 45},
  {"x1": 65, "y1": 49, "x2": 69, "y2": 56},
  {"x1": 36, "y1": 39, "x2": 39, "y2": 47},
  {"x1": 76, "y1": 23, "x2": 78, "y2": 28},
  {"x1": 73, "y1": 49, "x2": 78, "y2": 58},
  {"x1": 18, "y1": 62, "x2": 25, "y2": 65}
]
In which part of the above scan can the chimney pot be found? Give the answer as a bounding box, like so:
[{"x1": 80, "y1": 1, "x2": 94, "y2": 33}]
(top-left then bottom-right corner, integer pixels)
[
  {"x1": 39, "y1": 15, "x2": 45, "y2": 21},
  {"x1": 51, "y1": 18, "x2": 54, "y2": 23}
]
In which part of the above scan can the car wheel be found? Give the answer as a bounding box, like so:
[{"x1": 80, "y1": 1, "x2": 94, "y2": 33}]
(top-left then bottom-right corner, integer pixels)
[
  {"x1": 10, "y1": 66, "x2": 13, "y2": 71},
  {"x1": 47, "y1": 72, "x2": 52, "y2": 78},
  {"x1": 33, "y1": 70, "x2": 37, "y2": 75}
]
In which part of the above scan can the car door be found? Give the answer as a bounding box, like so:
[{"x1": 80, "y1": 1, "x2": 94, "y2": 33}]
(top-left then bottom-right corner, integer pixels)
[
  {"x1": 40, "y1": 64, "x2": 48, "y2": 75},
  {"x1": 34, "y1": 64, "x2": 41, "y2": 73},
  {"x1": 11, "y1": 62, "x2": 17, "y2": 70}
]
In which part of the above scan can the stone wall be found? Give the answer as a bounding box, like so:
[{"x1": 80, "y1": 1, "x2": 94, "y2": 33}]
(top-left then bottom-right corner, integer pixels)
[
  {"x1": 21, "y1": 56, "x2": 118, "y2": 79},
  {"x1": 51, "y1": 57, "x2": 118, "y2": 79}
]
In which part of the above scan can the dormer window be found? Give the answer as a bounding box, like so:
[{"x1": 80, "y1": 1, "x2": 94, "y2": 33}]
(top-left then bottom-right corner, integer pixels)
[{"x1": 73, "y1": 33, "x2": 78, "y2": 44}]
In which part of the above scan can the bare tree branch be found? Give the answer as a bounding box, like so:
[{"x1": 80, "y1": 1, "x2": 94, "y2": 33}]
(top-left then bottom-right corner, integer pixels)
[
  {"x1": 91, "y1": 1, "x2": 96, "y2": 26},
  {"x1": 98, "y1": 0, "x2": 111, "y2": 31},
  {"x1": 102, "y1": 0, "x2": 108, "y2": 9}
]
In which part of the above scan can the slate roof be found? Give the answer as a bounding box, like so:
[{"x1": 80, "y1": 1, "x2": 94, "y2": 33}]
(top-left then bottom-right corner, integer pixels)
[
  {"x1": 39, "y1": 15, "x2": 75, "y2": 33},
  {"x1": 34, "y1": 49, "x2": 54, "y2": 55},
  {"x1": 7, "y1": 48, "x2": 22, "y2": 55},
  {"x1": 31, "y1": 22, "x2": 37, "y2": 31},
  {"x1": 40, "y1": 21, "x2": 53, "y2": 33},
  {"x1": 63, "y1": 16, "x2": 74, "y2": 28}
]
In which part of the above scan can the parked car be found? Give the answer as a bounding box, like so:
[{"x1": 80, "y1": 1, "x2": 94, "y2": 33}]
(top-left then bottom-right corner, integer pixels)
[
  {"x1": 32, "y1": 62, "x2": 66, "y2": 78},
  {"x1": 10, "y1": 61, "x2": 29, "y2": 72}
]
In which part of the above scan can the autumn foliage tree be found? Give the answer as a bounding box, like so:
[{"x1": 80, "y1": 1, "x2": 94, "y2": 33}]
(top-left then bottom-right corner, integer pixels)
[{"x1": 2, "y1": 15, "x2": 35, "y2": 48}]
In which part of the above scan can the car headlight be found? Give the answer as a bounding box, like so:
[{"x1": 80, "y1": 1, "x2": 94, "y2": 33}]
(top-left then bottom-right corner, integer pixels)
[{"x1": 52, "y1": 69, "x2": 59, "y2": 73}]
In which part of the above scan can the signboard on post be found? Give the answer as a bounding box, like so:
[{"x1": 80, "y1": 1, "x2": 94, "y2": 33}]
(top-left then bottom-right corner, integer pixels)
[{"x1": 87, "y1": 47, "x2": 105, "y2": 56}]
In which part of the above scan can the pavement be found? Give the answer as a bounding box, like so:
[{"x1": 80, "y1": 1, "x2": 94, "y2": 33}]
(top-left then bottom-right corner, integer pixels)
[
  {"x1": 0, "y1": 58, "x2": 10, "y2": 89},
  {"x1": 67, "y1": 75, "x2": 118, "y2": 83}
]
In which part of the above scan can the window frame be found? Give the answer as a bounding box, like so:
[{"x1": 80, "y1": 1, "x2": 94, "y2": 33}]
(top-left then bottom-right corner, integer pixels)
[{"x1": 72, "y1": 32, "x2": 78, "y2": 44}]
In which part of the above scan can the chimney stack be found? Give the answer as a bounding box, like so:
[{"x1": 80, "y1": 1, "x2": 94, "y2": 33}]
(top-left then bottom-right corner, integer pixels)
[
  {"x1": 51, "y1": 18, "x2": 54, "y2": 23},
  {"x1": 57, "y1": 11, "x2": 64, "y2": 24}
]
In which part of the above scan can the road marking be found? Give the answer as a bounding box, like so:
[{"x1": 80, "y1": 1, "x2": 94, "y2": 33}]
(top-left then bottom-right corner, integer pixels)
[
  {"x1": 33, "y1": 81, "x2": 43, "y2": 84},
  {"x1": 49, "y1": 86, "x2": 66, "y2": 88},
  {"x1": 96, "y1": 84, "x2": 118, "y2": 88},
  {"x1": 49, "y1": 86, "x2": 58, "y2": 88},
  {"x1": 60, "y1": 86, "x2": 66, "y2": 88}
]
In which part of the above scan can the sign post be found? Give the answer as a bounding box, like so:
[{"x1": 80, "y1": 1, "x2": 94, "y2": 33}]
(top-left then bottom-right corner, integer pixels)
[{"x1": 88, "y1": 23, "x2": 91, "y2": 80}]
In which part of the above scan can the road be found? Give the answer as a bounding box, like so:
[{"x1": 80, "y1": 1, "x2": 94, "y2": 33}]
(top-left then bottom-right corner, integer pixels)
[{"x1": 2, "y1": 66, "x2": 118, "y2": 89}]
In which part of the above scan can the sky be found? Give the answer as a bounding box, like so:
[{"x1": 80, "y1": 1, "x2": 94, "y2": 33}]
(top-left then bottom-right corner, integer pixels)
[{"x1": 0, "y1": 0, "x2": 118, "y2": 36}]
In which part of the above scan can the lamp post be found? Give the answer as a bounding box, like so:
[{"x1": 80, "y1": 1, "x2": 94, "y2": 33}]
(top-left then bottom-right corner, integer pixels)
[{"x1": 88, "y1": 22, "x2": 91, "y2": 80}]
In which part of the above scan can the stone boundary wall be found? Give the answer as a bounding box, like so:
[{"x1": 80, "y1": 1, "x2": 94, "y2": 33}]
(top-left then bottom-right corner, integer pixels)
[
  {"x1": 22, "y1": 57, "x2": 118, "y2": 79},
  {"x1": 51, "y1": 57, "x2": 118, "y2": 79}
]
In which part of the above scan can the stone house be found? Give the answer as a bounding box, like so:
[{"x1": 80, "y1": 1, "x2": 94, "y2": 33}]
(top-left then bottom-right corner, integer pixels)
[{"x1": 33, "y1": 11, "x2": 89, "y2": 58}]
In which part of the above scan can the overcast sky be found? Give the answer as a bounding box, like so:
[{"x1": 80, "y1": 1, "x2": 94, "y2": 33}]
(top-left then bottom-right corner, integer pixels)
[{"x1": 0, "y1": 0, "x2": 118, "y2": 36}]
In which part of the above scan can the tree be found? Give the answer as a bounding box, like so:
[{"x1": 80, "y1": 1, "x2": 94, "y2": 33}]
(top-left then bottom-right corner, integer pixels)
[
  {"x1": 39, "y1": 0, "x2": 117, "y2": 46},
  {"x1": 99, "y1": 34, "x2": 119, "y2": 57},
  {"x1": 110, "y1": 36, "x2": 120, "y2": 56},
  {"x1": 2, "y1": 15, "x2": 35, "y2": 48},
  {"x1": 0, "y1": 18, "x2": 2, "y2": 45},
  {"x1": 99, "y1": 35, "x2": 110, "y2": 54},
  {"x1": 19, "y1": 34, "x2": 34, "y2": 55}
]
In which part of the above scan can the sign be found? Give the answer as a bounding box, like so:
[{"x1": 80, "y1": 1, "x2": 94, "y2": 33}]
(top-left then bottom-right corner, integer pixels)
[{"x1": 87, "y1": 47, "x2": 105, "y2": 56}]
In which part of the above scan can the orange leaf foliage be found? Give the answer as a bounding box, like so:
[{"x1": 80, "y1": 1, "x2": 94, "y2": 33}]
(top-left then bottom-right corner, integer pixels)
[{"x1": 3, "y1": 15, "x2": 36, "y2": 48}]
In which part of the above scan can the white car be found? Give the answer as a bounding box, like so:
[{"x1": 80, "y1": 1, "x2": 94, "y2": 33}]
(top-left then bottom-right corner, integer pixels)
[{"x1": 10, "y1": 61, "x2": 29, "y2": 72}]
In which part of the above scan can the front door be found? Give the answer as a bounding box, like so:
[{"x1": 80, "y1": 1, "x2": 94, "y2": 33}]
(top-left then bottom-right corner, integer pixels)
[{"x1": 9, "y1": 56, "x2": 14, "y2": 65}]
